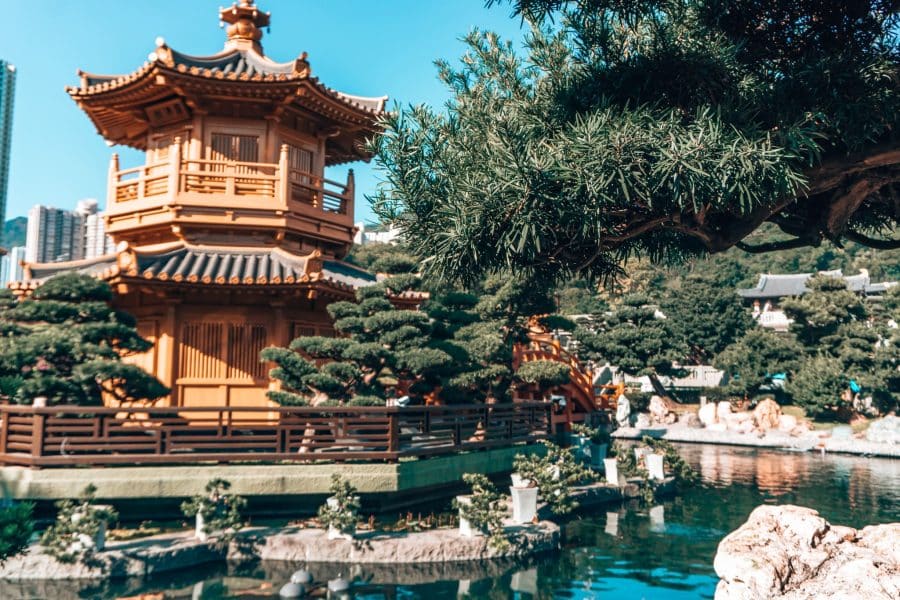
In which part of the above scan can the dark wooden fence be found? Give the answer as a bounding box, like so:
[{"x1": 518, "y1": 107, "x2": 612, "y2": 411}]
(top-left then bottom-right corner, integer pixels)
[{"x1": 0, "y1": 402, "x2": 552, "y2": 468}]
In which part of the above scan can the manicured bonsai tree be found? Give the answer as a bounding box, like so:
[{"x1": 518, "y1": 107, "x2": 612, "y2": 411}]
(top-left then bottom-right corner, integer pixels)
[
  {"x1": 180, "y1": 478, "x2": 246, "y2": 541},
  {"x1": 261, "y1": 279, "x2": 455, "y2": 406},
  {"x1": 454, "y1": 473, "x2": 510, "y2": 551},
  {"x1": 0, "y1": 274, "x2": 169, "y2": 406},
  {"x1": 0, "y1": 502, "x2": 34, "y2": 564},
  {"x1": 513, "y1": 441, "x2": 594, "y2": 515},
  {"x1": 515, "y1": 360, "x2": 571, "y2": 398},
  {"x1": 41, "y1": 485, "x2": 118, "y2": 564},
  {"x1": 317, "y1": 474, "x2": 361, "y2": 539}
]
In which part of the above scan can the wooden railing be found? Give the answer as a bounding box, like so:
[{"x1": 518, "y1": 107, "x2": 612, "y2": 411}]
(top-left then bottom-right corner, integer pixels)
[
  {"x1": 107, "y1": 141, "x2": 353, "y2": 218},
  {"x1": 0, "y1": 402, "x2": 551, "y2": 468}
]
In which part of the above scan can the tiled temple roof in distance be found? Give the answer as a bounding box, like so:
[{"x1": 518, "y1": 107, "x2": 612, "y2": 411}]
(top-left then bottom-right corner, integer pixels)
[{"x1": 737, "y1": 269, "x2": 897, "y2": 299}]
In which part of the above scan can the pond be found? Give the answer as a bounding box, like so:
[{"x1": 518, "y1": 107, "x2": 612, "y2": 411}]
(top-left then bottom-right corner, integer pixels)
[{"x1": 6, "y1": 444, "x2": 900, "y2": 599}]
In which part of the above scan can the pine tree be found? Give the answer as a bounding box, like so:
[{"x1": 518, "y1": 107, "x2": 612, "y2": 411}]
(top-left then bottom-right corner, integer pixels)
[
  {"x1": 0, "y1": 274, "x2": 168, "y2": 406},
  {"x1": 371, "y1": 1, "x2": 900, "y2": 288},
  {"x1": 263, "y1": 273, "x2": 567, "y2": 405},
  {"x1": 714, "y1": 328, "x2": 803, "y2": 399},
  {"x1": 573, "y1": 294, "x2": 687, "y2": 389},
  {"x1": 661, "y1": 274, "x2": 755, "y2": 364},
  {"x1": 781, "y1": 275, "x2": 868, "y2": 347}
]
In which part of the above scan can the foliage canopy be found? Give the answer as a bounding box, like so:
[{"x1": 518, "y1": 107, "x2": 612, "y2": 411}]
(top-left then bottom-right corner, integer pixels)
[
  {"x1": 0, "y1": 274, "x2": 168, "y2": 406},
  {"x1": 371, "y1": 0, "x2": 900, "y2": 288}
]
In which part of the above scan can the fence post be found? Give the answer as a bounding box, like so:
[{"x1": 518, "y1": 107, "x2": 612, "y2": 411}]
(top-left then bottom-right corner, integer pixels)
[
  {"x1": 31, "y1": 410, "x2": 45, "y2": 461},
  {"x1": 0, "y1": 410, "x2": 8, "y2": 460},
  {"x1": 387, "y1": 410, "x2": 399, "y2": 457}
]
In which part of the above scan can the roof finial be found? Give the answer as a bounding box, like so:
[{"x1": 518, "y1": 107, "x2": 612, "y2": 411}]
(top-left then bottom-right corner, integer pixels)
[{"x1": 219, "y1": 0, "x2": 271, "y2": 54}]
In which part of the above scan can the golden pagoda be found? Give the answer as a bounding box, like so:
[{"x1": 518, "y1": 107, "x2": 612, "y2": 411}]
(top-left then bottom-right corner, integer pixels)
[{"x1": 16, "y1": 1, "x2": 401, "y2": 409}]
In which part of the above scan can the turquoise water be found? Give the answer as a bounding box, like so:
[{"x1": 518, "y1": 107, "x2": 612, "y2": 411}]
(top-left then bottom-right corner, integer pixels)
[{"x1": 5, "y1": 444, "x2": 899, "y2": 599}]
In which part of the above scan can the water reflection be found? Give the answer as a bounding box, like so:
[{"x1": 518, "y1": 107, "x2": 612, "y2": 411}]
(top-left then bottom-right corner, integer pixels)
[{"x1": 2, "y1": 445, "x2": 897, "y2": 599}]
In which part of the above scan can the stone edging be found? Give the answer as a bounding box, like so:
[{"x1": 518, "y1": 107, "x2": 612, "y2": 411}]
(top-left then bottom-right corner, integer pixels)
[{"x1": 612, "y1": 425, "x2": 900, "y2": 459}]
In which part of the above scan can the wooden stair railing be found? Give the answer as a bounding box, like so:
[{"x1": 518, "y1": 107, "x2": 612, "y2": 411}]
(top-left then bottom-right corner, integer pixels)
[{"x1": 513, "y1": 334, "x2": 618, "y2": 414}]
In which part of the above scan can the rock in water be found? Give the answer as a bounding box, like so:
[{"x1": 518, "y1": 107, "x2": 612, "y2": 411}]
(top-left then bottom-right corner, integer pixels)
[
  {"x1": 714, "y1": 505, "x2": 900, "y2": 599},
  {"x1": 866, "y1": 415, "x2": 900, "y2": 444},
  {"x1": 279, "y1": 582, "x2": 305, "y2": 598},
  {"x1": 753, "y1": 398, "x2": 781, "y2": 432},
  {"x1": 698, "y1": 403, "x2": 717, "y2": 427},
  {"x1": 290, "y1": 569, "x2": 312, "y2": 584}
]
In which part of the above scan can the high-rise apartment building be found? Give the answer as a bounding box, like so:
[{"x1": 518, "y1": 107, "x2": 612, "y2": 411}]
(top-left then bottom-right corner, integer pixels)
[
  {"x1": 0, "y1": 245, "x2": 25, "y2": 284},
  {"x1": 0, "y1": 62, "x2": 15, "y2": 228},
  {"x1": 26, "y1": 205, "x2": 85, "y2": 263},
  {"x1": 83, "y1": 202, "x2": 116, "y2": 259},
  {"x1": 23, "y1": 200, "x2": 115, "y2": 267}
]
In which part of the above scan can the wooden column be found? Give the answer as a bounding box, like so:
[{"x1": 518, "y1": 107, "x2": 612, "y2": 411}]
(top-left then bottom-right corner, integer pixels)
[
  {"x1": 107, "y1": 153, "x2": 119, "y2": 208},
  {"x1": 168, "y1": 136, "x2": 182, "y2": 198},
  {"x1": 277, "y1": 143, "x2": 289, "y2": 207},
  {"x1": 345, "y1": 169, "x2": 355, "y2": 216},
  {"x1": 156, "y1": 302, "x2": 179, "y2": 406}
]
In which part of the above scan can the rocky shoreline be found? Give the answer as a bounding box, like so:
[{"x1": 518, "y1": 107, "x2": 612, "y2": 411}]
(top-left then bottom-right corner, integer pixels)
[{"x1": 715, "y1": 505, "x2": 899, "y2": 599}]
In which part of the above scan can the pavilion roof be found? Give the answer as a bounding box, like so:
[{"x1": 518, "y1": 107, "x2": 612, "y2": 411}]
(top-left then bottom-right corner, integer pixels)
[
  {"x1": 67, "y1": 2, "x2": 387, "y2": 163},
  {"x1": 17, "y1": 243, "x2": 377, "y2": 292}
]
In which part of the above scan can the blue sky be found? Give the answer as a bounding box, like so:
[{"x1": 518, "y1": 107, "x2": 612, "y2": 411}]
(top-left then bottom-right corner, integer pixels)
[{"x1": 0, "y1": 1, "x2": 524, "y2": 224}]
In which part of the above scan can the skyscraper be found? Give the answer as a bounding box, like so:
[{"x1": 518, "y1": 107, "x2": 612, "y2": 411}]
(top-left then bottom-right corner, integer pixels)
[
  {"x1": 0, "y1": 61, "x2": 15, "y2": 228},
  {"x1": 0, "y1": 245, "x2": 24, "y2": 284},
  {"x1": 23, "y1": 200, "x2": 115, "y2": 268},
  {"x1": 26, "y1": 205, "x2": 87, "y2": 263}
]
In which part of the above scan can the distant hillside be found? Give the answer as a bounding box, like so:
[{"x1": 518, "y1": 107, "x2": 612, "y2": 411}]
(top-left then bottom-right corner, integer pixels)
[{"x1": 1, "y1": 217, "x2": 26, "y2": 248}]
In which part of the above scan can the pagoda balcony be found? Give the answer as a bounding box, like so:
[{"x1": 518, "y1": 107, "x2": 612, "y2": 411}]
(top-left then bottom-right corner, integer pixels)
[{"x1": 105, "y1": 142, "x2": 355, "y2": 248}]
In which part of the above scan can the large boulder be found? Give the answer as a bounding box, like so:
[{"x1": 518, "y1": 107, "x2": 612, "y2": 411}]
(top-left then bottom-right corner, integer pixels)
[
  {"x1": 753, "y1": 398, "x2": 782, "y2": 432},
  {"x1": 679, "y1": 412, "x2": 703, "y2": 428},
  {"x1": 723, "y1": 411, "x2": 752, "y2": 433},
  {"x1": 698, "y1": 403, "x2": 718, "y2": 427},
  {"x1": 634, "y1": 413, "x2": 652, "y2": 429},
  {"x1": 715, "y1": 505, "x2": 900, "y2": 600},
  {"x1": 649, "y1": 395, "x2": 670, "y2": 424},
  {"x1": 717, "y1": 401, "x2": 733, "y2": 419},
  {"x1": 778, "y1": 414, "x2": 798, "y2": 432},
  {"x1": 866, "y1": 415, "x2": 900, "y2": 445}
]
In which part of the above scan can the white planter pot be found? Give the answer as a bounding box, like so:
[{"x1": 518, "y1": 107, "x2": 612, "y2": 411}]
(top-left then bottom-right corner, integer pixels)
[
  {"x1": 510, "y1": 473, "x2": 531, "y2": 489},
  {"x1": 195, "y1": 513, "x2": 208, "y2": 542},
  {"x1": 603, "y1": 458, "x2": 619, "y2": 486},
  {"x1": 456, "y1": 496, "x2": 480, "y2": 538},
  {"x1": 590, "y1": 443, "x2": 608, "y2": 469},
  {"x1": 634, "y1": 447, "x2": 648, "y2": 462},
  {"x1": 646, "y1": 452, "x2": 665, "y2": 481},
  {"x1": 327, "y1": 524, "x2": 355, "y2": 540},
  {"x1": 509, "y1": 486, "x2": 538, "y2": 524}
]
